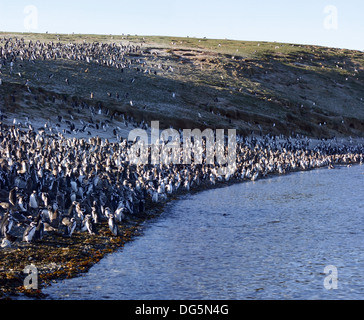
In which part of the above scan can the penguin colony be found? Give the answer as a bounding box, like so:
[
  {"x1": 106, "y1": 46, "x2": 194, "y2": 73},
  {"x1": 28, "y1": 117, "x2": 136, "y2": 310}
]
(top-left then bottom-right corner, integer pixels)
[
  {"x1": 0, "y1": 120, "x2": 363, "y2": 246},
  {"x1": 0, "y1": 36, "x2": 171, "y2": 83},
  {"x1": 0, "y1": 36, "x2": 363, "y2": 247}
]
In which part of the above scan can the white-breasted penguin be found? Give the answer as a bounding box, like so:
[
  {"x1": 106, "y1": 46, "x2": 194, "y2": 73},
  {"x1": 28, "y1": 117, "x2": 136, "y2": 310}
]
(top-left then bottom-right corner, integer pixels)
[
  {"x1": 17, "y1": 195, "x2": 27, "y2": 212},
  {"x1": 0, "y1": 211, "x2": 14, "y2": 237},
  {"x1": 63, "y1": 217, "x2": 77, "y2": 238},
  {"x1": 69, "y1": 217, "x2": 77, "y2": 237},
  {"x1": 91, "y1": 206, "x2": 99, "y2": 224},
  {"x1": 84, "y1": 214, "x2": 97, "y2": 235},
  {"x1": 23, "y1": 222, "x2": 37, "y2": 243},
  {"x1": 29, "y1": 190, "x2": 39, "y2": 209},
  {"x1": 114, "y1": 203, "x2": 125, "y2": 223},
  {"x1": 108, "y1": 213, "x2": 118, "y2": 236}
]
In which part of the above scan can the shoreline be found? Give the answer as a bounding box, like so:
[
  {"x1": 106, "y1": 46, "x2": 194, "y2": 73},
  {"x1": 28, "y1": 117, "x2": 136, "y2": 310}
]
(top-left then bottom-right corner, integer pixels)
[
  {"x1": 0, "y1": 32, "x2": 363, "y2": 301},
  {"x1": 0, "y1": 172, "x2": 240, "y2": 300},
  {"x1": 0, "y1": 120, "x2": 363, "y2": 300},
  {"x1": 1, "y1": 161, "x2": 362, "y2": 300}
]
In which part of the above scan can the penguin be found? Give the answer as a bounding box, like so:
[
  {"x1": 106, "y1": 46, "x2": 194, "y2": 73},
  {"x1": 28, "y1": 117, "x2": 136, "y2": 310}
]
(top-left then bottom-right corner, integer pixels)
[
  {"x1": 104, "y1": 207, "x2": 112, "y2": 218},
  {"x1": 166, "y1": 180, "x2": 173, "y2": 194},
  {"x1": 41, "y1": 192, "x2": 49, "y2": 207},
  {"x1": 43, "y1": 221, "x2": 58, "y2": 233},
  {"x1": 41, "y1": 205, "x2": 53, "y2": 223},
  {"x1": 251, "y1": 171, "x2": 259, "y2": 181},
  {"x1": 91, "y1": 206, "x2": 99, "y2": 224},
  {"x1": 125, "y1": 200, "x2": 134, "y2": 215},
  {"x1": 184, "y1": 179, "x2": 190, "y2": 191},
  {"x1": 0, "y1": 211, "x2": 14, "y2": 237},
  {"x1": 1, "y1": 238, "x2": 11, "y2": 248},
  {"x1": 8, "y1": 187, "x2": 18, "y2": 207},
  {"x1": 23, "y1": 222, "x2": 37, "y2": 243},
  {"x1": 29, "y1": 190, "x2": 39, "y2": 209},
  {"x1": 152, "y1": 190, "x2": 158, "y2": 203},
  {"x1": 84, "y1": 214, "x2": 97, "y2": 235},
  {"x1": 17, "y1": 195, "x2": 27, "y2": 212},
  {"x1": 34, "y1": 217, "x2": 44, "y2": 241},
  {"x1": 64, "y1": 217, "x2": 77, "y2": 238},
  {"x1": 114, "y1": 205, "x2": 125, "y2": 223},
  {"x1": 70, "y1": 180, "x2": 78, "y2": 193},
  {"x1": 108, "y1": 213, "x2": 118, "y2": 236},
  {"x1": 75, "y1": 202, "x2": 85, "y2": 221}
]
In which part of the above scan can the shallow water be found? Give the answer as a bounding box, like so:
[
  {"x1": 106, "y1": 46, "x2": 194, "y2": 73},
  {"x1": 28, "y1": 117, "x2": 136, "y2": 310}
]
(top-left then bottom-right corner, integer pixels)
[{"x1": 44, "y1": 165, "x2": 364, "y2": 300}]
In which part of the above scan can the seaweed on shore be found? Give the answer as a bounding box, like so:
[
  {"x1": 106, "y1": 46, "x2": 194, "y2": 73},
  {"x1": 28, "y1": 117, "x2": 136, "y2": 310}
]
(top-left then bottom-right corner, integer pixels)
[
  {"x1": 0, "y1": 178, "x2": 244, "y2": 299},
  {"x1": 0, "y1": 207, "x2": 159, "y2": 299}
]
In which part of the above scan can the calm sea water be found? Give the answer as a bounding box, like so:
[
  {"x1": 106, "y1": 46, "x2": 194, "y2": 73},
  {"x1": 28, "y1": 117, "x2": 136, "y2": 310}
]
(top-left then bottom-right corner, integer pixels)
[{"x1": 44, "y1": 165, "x2": 364, "y2": 300}]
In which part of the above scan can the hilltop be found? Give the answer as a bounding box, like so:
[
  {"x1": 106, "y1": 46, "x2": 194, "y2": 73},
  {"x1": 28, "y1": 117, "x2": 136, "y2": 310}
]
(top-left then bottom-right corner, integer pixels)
[{"x1": 1, "y1": 32, "x2": 364, "y2": 139}]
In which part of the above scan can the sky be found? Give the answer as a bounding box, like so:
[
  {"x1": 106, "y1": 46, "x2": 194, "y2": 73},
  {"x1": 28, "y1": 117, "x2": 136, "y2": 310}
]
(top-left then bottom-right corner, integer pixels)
[{"x1": 0, "y1": 0, "x2": 363, "y2": 51}]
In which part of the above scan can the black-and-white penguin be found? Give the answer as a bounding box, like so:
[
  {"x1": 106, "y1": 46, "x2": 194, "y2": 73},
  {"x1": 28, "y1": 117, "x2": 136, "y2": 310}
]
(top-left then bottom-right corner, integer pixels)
[
  {"x1": 8, "y1": 187, "x2": 18, "y2": 207},
  {"x1": 91, "y1": 206, "x2": 99, "y2": 224},
  {"x1": 75, "y1": 202, "x2": 85, "y2": 220},
  {"x1": 108, "y1": 213, "x2": 118, "y2": 236},
  {"x1": 29, "y1": 190, "x2": 39, "y2": 209},
  {"x1": 41, "y1": 192, "x2": 49, "y2": 208},
  {"x1": 0, "y1": 211, "x2": 14, "y2": 237},
  {"x1": 84, "y1": 214, "x2": 97, "y2": 235},
  {"x1": 63, "y1": 217, "x2": 76, "y2": 238},
  {"x1": 23, "y1": 221, "x2": 37, "y2": 243},
  {"x1": 34, "y1": 217, "x2": 44, "y2": 241},
  {"x1": 104, "y1": 207, "x2": 112, "y2": 219},
  {"x1": 114, "y1": 204, "x2": 125, "y2": 223},
  {"x1": 17, "y1": 195, "x2": 27, "y2": 212}
]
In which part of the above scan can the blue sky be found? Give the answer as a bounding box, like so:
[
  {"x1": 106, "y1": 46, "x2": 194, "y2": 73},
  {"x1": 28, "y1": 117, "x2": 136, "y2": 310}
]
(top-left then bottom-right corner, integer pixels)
[{"x1": 0, "y1": 0, "x2": 363, "y2": 50}]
